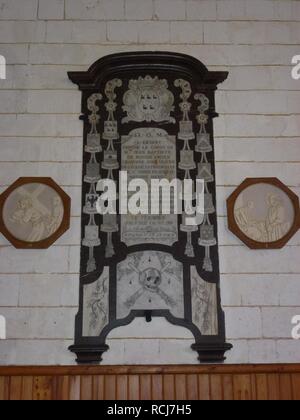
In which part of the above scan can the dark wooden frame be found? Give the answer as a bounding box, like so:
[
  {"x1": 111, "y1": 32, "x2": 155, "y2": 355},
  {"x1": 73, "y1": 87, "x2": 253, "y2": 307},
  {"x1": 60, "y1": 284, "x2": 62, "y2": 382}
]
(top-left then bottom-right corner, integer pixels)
[
  {"x1": 0, "y1": 177, "x2": 71, "y2": 249},
  {"x1": 69, "y1": 51, "x2": 232, "y2": 365},
  {"x1": 227, "y1": 178, "x2": 300, "y2": 249}
]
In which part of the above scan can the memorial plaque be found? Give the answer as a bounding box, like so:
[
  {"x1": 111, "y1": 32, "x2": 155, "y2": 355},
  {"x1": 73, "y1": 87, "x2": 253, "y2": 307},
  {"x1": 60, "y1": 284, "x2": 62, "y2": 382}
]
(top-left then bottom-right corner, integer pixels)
[{"x1": 68, "y1": 52, "x2": 232, "y2": 364}]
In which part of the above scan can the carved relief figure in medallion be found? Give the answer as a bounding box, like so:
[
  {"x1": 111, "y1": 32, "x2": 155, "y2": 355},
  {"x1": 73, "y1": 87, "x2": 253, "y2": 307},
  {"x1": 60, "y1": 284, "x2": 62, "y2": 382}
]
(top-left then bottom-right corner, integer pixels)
[
  {"x1": 234, "y1": 185, "x2": 293, "y2": 243},
  {"x1": 266, "y1": 194, "x2": 291, "y2": 242},
  {"x1": 7, "y1": 184, "x2": 64, "y2": 243}
]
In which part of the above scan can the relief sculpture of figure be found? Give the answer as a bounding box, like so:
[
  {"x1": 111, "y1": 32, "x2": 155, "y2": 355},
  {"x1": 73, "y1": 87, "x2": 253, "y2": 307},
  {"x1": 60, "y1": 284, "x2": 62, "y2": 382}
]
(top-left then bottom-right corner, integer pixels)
[
  {"x1": 266, "y1": 194, "x2": 290, "y2": 242},
  {"x1": 10, "y1": 186, "x2": 64, "y2": 243},
  {"x1": 234, "y1": 200, "x2": 268, "y2": 242},
  {"x1": 89, "y1": 277, "x2": 108, "y2": 332},
  {"x1": 11, "y1": 197, "x2": 47, "y2": 242},
  {"x1": 191, "y1": 267, "x2": 218, "y2": 336},
  {"x1": 47, "y1": 196, "x2": 64, "y2": 236},
  {"x1": 234, "y1": 201, "x2": 254, "y2": 232}
]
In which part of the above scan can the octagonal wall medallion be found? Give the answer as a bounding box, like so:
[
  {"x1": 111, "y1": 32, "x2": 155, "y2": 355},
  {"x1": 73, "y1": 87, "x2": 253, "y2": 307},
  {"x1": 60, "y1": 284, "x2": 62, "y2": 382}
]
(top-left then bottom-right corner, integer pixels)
[
  {"x1": 227, "y1": 178, "x2": 300, "y2": 249},
  {"x1": 0, "y1": 177, "x2": 71, "y2": 249}
]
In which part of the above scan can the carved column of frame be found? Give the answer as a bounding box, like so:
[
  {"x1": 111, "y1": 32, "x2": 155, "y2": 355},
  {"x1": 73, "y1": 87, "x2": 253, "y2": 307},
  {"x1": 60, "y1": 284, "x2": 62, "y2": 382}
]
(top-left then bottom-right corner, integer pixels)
[
  {"x1": 101, "y1": 79, "x2": 122, "y2": 259},
  {"x1": 175, "y1": 79, "x2": 197, "y2": 259},
  {"x1": 82, "y1": 94, "x2": 102, "y2": 273},
  {"x1": 68, "y1": 52, "x2": 232, "y2": 364}
]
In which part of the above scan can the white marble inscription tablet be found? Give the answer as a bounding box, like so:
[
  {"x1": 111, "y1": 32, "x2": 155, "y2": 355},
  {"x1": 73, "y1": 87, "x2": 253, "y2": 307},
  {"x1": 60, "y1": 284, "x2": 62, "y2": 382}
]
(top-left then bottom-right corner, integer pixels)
[{"x1": 121, "y1": 127, "x2": 178, "y2": 246}]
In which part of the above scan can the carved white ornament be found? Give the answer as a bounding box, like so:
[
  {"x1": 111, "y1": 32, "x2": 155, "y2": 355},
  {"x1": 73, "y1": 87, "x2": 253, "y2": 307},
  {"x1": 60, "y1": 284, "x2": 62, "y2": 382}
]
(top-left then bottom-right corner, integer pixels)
[
  {"x1": 104, "y1": 79, "x2": 122, "y2": 120},
  {"x1": 83, "y1": 267, "x2": 109, "y2": 337},
  {"x1": 87, "y1": 93, "x2": 102, "y2": 135},
  {"x1": 234, "y1": 185, "x2": 293, "y2": 243},
  {"x1": 122, "y1": 76, "x2": 175, "y2": 123},
  {"x1": 5, "y1": 184, "x2": 64, "y2": 242},
  {"x1": 117, "y1": 251, "x2": 184, "y2": 319},
  {"x1": 191, "y1": 266, "x2": 218, "y2": 336}
]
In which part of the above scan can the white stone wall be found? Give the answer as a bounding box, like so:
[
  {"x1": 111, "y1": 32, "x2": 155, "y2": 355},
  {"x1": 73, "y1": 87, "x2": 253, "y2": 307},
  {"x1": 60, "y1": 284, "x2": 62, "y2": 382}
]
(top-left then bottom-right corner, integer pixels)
[{"x1": 0, "y1": 0, "x2": 300, "y2": 365}]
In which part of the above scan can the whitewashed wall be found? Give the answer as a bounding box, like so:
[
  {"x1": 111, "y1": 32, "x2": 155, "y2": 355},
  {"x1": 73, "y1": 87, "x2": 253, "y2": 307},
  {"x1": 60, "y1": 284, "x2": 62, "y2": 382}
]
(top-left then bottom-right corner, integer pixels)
[{"x1": 0, "y1": 0, "x2": 300, "y2": 365}]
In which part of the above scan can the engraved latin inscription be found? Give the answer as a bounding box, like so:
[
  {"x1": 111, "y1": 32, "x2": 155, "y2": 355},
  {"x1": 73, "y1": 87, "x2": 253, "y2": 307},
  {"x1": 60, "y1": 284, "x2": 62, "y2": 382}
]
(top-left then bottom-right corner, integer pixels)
[{"x1": 121, "y1": 127, "x2": 178, "y2": 246}]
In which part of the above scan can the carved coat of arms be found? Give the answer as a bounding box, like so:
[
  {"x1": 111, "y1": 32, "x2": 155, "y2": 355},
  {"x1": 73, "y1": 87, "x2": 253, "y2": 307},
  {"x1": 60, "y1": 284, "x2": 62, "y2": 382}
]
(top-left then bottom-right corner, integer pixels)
[{"x1": 122, "y1": 76, "x2": 175, "y2": 123}]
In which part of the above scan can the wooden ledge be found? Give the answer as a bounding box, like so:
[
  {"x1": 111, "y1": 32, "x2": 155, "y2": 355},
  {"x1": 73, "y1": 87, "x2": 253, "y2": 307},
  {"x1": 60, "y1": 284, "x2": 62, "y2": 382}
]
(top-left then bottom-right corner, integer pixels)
[{"x1": 0, "y1": 364, "x2": 300, "y2": 376}]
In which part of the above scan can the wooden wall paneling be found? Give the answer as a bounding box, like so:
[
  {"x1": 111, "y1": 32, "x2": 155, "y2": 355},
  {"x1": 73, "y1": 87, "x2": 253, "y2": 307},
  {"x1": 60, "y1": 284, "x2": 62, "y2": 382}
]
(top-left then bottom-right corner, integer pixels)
[
  {"x1": 163, "y1": 374, "x2": 175, "y2": 400},
  {"x1": 210, "y1": 375, "x2": 223, "y2": 400},
  {"x1": 291, "y1": 374, "x2": 300, "y2": 400},
  {"x1": 116, "y1": 375, "x2": 128, "y2": 400},
  {"x1": 33, "y1": 376, "x2": 53, "y2": 400},
  {"x1": 279, "y1": 374, "x2": 293, "y2": 401},
  {"x1": 93, "y1": 375, "x2": 105, "y2": 400},
  {"x1": 140, "y1": 375, "x2": 152, "y2": 400},
  {"x1": 104, "y1": 375, "x2": 117, "y2": 400},
  {"x1": 69, "y1": 375, "x2": 81, "y2": 401},
  {"x1": 9, "y1": 376, "x2": 22, "y2": 400},
  {"x1": 128, "y1": 375, "x2": 140, "y2": 400},
  {"x1": 80, "y1": 375, "x2": 93, "y2": 400},
  {"x1": 0, "y1": 377, "x2": 4, "y2": 400},
  {"x1": 56, "y1": 375, "x2": 70, "y2": 400},
  {"x1": 0, "y1": 365, "x2": 299, "y2": 400},
  {"x1": 222, "y1": 375, "x2": 234, "y2": 400},
  {"x1": 198, "y1": 374, "x2": 210, "y2": 400},
  {"x1": 233, "y1": 375, "x2": 252, "y2": 400},
  {"x1": 0, "y1": 377, "x2": 10, "y2": 400},
  {"x1": 255, "y1": 374, "x2": 269, "y2": 400},
  {"x1": 267, "y1": 374, "x2": 281, "y2": 401},
  {"x1": 186, "y1": 374, "x2": 198, "y2": 400},
  {"x1": 175, "y1": 374, "x2": 187, "y2": 400},
  {"x1": 151, "y1": 375, "x2": 163, "y2": 400},
  {"x1": 250, "y1": 374, "x2": 257, "y2": 400},
  {"x1": 21, "y1": 376, "x2": 33, "y2": 400}
]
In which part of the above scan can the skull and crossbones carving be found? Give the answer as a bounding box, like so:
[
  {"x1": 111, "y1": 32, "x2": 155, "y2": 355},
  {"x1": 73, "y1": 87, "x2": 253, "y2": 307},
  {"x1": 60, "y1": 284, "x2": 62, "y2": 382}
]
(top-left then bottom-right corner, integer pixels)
[
  {"x1": 141, "y1": 268, "x2": 162, "y2": 292},
  {"x1": 125, "y1": 262, "x2": 176, "y2": 309}
]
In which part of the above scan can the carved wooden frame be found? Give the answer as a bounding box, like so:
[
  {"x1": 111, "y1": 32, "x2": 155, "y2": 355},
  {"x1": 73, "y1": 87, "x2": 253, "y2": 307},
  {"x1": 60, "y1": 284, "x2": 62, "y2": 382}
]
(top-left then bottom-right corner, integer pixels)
[
  {"x1": 0, "y1": 177, "x2": 71, "y2": 249},
  {"x1": 68, "y1": 52, "x2": 232, "y2": 365},
  {"x1": 227, "y1": 178, "x2": 300, "y2": 249}
]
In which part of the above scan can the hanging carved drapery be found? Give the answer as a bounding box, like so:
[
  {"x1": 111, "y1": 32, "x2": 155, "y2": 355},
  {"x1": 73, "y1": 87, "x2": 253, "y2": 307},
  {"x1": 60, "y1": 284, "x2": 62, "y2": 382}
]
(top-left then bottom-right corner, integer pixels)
[{"x1": 68, "y1": 52, "x2": 232, "y2": 364}]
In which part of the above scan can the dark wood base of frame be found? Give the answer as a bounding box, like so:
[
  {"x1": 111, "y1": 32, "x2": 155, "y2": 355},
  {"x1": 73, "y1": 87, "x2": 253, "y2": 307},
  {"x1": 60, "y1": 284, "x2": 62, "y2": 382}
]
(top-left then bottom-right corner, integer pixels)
[
  {"x1": 70, "y1": 342, "x2": 233, "y2": 365},
  {"x1": 192, "y1": 342, "x2": 233, "y2": 363},
  {"x1": 69, "y1": 345, "x2": 109, "y2": 365}
]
